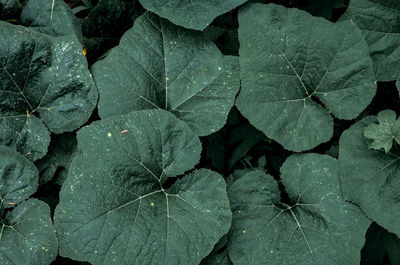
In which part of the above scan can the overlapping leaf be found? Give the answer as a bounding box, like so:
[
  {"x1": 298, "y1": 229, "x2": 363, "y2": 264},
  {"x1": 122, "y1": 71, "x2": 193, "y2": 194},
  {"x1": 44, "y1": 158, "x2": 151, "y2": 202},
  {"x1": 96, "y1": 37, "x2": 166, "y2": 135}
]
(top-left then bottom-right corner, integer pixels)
[
  {"x1": 236, "y1": 3, "x2": 376, "y2": 151},
  {"x1": 0, "y1": 145, "x2": 38, "y2": 209},
  {"x1": 0, "y1": 22, "x2": 98, "y2": 161},
  {"x1": 138, "y1": 0, "x2": 248, "y2": 30},
  {"x1": 54, "y1": 109, "x2": 232, "y2": 265},
  {"x1": 82, "y1": 0, "x2": 142, "y2": 63},
  {"x1": 228, "y1": 154, "x2": 370, "y2": 264},
  {"x1": 340, "y1": 0, "x2": 400, "y2": 81},
  {"x1": 339, "y1": 116, "x2": 400, "y2": 237},
  {"x1": 35, "y1": 132, "x2": 78, "y2": 185},
  {"x1": 21, "y1": 0, "x2": 82, "y2": 41},
  {"x1": 91, "y1": 12, "x2": 240, "y2": 136},
  {"x1": 0, "y1": 146, "x2": 58, "y2": 265}
]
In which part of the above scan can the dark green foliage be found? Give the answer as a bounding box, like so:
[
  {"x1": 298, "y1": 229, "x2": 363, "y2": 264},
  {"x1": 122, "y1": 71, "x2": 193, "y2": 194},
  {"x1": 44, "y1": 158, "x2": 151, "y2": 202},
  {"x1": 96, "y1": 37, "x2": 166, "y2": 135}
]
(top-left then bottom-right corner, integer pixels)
[{"x1": 1, "y1": 0, "x2": 399, "y2": 264}]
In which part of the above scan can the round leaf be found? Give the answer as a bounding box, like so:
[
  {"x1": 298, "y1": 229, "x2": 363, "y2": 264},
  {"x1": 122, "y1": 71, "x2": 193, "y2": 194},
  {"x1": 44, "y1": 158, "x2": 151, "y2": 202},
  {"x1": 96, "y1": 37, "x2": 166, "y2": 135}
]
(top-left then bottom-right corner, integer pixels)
[
  {"x1": 54, "y1": 109, "x2": 232, "y2": 265},
  {"x1": 0, "y1": 199, "x2": 58, "y2": 265},
  {"x1": 228, "y1": 154, "x2": 371, "y2": 264},
  {"x1": 91, "y1": 12, "x2": 239, "y2": 136},
  {"x1": 0, "y1": 22, "x2": 98, "y2": 161},
  {"x1": 339, "y1": 116, "x2": 400, "y2": 237},
  {"x1": 340, "y1": 0, "x2": 400, "y2": 81},
  {"x1": 236, "y1": 3, "x2": 376, "y2": 152},
  {"x1": 138, "y1": 0, "x2": 247, "y2": 30},
  {"x1": 0, "y1": 145, "x2": 38, "y2": 209}
]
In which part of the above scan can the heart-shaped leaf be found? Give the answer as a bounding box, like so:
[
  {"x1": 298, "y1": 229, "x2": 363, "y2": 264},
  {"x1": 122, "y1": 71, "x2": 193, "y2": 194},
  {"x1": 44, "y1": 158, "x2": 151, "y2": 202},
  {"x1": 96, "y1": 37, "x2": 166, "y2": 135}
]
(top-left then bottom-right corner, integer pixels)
[
  {"x1": 236, "y1": 3, "x2": 376, "y2": 151},
  {"x1": 91, "y1": 12, "x2": 239, "y2": 137},
  {"x1": 54, "y1": 109, "x2": 232, "y2": 265}
]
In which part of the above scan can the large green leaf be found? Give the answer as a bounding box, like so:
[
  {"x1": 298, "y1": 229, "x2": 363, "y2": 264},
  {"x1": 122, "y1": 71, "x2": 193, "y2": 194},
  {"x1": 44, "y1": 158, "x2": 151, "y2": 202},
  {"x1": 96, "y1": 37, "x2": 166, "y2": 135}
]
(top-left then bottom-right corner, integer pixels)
[
  {"x1": 138, "y1": 0, "x2": 247, "y2": 30},
  {"x1": 228, "y1": 154, "x2": 371, "y2": 264},
  {"x1": 0, "y1": 22, "x2": 98, "y2": 161},
  {"x1": 54, "y1": 109, "x2": 232, "y2": 265},
  {"x1": 91, "y1": 12, "x2": 239, "y2": 137},
  {"x1": 0, "y1": 145, "x2": 38, "y2": 210},
  {"x1": 236, "y1": 3, "x2": 376, "y2": 152},
  {"x1": 0, "y1": 199, "x2": 58, "y2": 265},
  {"x1": 339, "y1": 116, "x2": 400, "y2": 237},
  {"x1": 21, "y1": 0, "x2": 82, "y2": 42},
  {"x1": 340, "y1": 0, "x2": 400, "y2": 81}
]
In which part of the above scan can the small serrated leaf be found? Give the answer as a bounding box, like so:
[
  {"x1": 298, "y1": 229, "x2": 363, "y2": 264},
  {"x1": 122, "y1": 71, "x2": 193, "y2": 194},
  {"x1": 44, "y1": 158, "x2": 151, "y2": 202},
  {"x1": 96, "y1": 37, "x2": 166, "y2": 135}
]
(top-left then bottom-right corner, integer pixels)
[{"x1": 363, "y1": 109, "x2": 400, "y2": 153}]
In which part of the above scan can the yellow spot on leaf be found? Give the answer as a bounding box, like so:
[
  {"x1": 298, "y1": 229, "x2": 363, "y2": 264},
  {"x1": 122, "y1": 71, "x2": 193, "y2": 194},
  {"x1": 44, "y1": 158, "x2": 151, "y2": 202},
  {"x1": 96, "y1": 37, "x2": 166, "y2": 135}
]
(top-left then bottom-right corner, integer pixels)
[
  {"x1": 151, "y1": 202, "x2": 155, "y2": 206},
  {"x1": 83, "y1": 49, "x2": 87, "y2": 56},
  {"x1": 26, "y1": 110, "x2": 30, "y2": 117},
  {"x1": 107, "y1": 132, "x2": 112, "y2": 137},
  {"x1": 270, "y1": 250, "x2": 274, "y2": 254},
  {"x1": 242, "y1": 230, "x2": 246, "y2": 233}
]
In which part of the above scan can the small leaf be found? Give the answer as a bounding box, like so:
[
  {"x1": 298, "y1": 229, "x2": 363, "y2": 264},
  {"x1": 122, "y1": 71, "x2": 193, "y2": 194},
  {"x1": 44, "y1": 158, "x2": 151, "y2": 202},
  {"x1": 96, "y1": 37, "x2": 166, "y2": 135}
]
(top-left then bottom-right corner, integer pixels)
[{"x1": 364, "y1": 109, "x2": 400, "y2": 153}]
